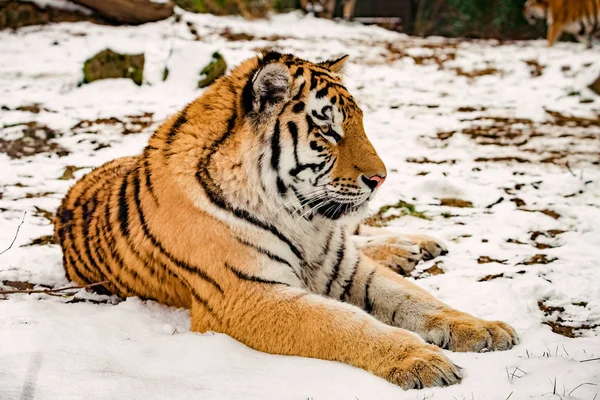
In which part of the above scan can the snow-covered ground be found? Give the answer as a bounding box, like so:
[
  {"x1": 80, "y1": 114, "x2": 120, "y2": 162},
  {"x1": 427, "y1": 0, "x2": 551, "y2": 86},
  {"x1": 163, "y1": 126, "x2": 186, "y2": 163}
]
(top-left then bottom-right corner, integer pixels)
[{"x1": 1, "y1": 10, "x2": 600, "y2": 400}]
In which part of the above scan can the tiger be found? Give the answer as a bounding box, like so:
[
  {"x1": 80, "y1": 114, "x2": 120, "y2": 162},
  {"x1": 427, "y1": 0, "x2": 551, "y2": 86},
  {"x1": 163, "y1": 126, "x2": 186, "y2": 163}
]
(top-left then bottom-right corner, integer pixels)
[
  {"x1": 524, "y1": 0, "x2": 600, "y2": 48},
  {"x1": 54, "y1": 51, "x2": 518, "y2": 390}
]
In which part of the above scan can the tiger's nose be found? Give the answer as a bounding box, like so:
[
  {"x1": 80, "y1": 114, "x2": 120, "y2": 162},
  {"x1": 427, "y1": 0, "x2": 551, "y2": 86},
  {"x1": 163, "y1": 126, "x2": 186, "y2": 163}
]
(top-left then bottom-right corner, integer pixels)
[{"x1": 361, "y1": 174, "x2": 386, "y2": 191}]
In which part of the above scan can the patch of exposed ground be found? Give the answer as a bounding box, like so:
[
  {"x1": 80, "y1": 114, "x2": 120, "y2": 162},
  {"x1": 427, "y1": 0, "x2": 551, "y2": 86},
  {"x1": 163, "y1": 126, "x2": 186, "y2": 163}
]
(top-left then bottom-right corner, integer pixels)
[
  {"x1": 538, "y1": 301, "x2": 598, "y2": 338},
  {"x1": 364, "y1": 200, "x2": 430, "y2": 227},
  {"x1": 0, "y1": 122, "x2": 69, "y2": 159}
]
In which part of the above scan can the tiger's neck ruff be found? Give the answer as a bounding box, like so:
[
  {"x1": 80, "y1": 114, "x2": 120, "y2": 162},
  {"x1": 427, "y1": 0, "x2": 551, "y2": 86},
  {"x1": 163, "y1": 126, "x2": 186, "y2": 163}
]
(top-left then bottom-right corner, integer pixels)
[{"x1": 146, "y1": 52, "x2": 386, "y2": 281}]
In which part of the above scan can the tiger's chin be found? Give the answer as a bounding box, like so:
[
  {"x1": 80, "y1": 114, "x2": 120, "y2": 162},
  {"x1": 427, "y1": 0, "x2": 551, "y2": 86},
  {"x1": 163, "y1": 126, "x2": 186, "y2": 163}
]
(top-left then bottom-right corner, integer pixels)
[{"x1": 313, "y1": 200, "x2": 367, "y2": 221}]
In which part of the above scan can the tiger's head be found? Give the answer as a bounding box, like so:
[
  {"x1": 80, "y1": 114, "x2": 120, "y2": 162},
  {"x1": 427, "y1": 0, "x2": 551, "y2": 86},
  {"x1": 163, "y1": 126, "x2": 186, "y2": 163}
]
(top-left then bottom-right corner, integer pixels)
[
  {"x1": 523, "y1": 0, "x2": 548, "y2": 24},
  {"x1": 242, "y1": 52, "x2": 386, "y2": 222}
]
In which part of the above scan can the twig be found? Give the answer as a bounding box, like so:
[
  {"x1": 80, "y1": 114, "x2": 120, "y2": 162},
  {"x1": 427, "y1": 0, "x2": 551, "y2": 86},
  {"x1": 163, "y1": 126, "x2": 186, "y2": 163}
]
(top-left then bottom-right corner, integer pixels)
[
  {"x1": 0, "y1": 212, "x2": 27, "y2": 257},
  {"x1": 568, "y1": 382, "x2": 597, "y2": 396},
  {"x1": 565, "y1": 161, "x2": 576, "y2": 177},
  {"x1": 0, "y1": 281, "x2": 109, "y2": 295},
  {"x1": 580, "y1": 357, "x2": 600, "y2": 363}
]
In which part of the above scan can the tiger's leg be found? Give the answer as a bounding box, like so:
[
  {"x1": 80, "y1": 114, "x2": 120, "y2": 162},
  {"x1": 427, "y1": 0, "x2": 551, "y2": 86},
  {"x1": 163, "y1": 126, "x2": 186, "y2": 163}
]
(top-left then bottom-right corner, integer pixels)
[
  {"x1": 188, "y1": 265, "x2": 461, "y2": 389},
  {"x1": 352, "y1": 225, "x2": 447, "y2": 274},
  {"x1": 341, "y1": 254, "x2": 519, "y2": 352},
  {"x1": 546, "y1": 23, "x2": 564, "y2": 47},
  {"x1": 576, "y1": 33, "x2": 593, "y2": 48}
]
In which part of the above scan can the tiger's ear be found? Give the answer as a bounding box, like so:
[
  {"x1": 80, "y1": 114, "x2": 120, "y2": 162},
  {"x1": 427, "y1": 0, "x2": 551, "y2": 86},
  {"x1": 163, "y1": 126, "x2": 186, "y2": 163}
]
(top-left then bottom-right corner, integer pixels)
[
  {"x1": 319, "y1": 55, "x2": 349, "y2": 73},
  {"x1": 247, "y1": 62, "x2": 292, "y2": 120}
]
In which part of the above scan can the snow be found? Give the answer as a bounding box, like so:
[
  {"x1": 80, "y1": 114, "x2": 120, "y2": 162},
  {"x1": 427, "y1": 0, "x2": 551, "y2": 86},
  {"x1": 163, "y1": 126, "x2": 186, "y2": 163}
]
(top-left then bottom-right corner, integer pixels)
[{"x1": 1, "y1": 11, "x2": 600, "y2": 400}]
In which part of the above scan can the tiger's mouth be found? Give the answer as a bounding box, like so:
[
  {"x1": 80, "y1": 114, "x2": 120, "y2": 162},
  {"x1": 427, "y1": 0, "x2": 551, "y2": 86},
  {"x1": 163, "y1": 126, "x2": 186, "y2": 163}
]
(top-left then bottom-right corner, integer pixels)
[{"x1": 292, "y1": 187, "x2": 368, "y2": 220}]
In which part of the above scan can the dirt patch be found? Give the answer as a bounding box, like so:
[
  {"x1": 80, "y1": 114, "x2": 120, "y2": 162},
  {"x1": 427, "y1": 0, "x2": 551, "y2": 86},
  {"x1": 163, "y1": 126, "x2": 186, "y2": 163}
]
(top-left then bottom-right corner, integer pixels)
[
  {"x1": 440, "y1": 198, "x2": 473, "y2": 208},
  {"x1": 520, "y1": 209, "x2": 561, "y2": 220},
  {"x1": 1, "y1": 280, "x2": 34, "y2": 290},
  {"x1": 364, "y1": 200, "x2": 430, "y2": 227},
  {"x1": 72, "y1": 112, "x2": 154, "y2": 135},
  {"x1": 530, "y1": 230, "x2": 565, "y2": 241},
  {"x1": 524, "y1": 59, "x2": 544, "y2": 77},
  {"x1": 538, "y1": 300, "x2": 598, "y2": 338},
  {"x1": 384, "y1": 42, "x2": 458, "y2": 68},
  {"x1": 478, "y1": 273, "x2": 507, "y2": 282},
  {"x1": 452, "y1": 66, "x2": 503, "y2": 79},
  {"x1": 406, "y1": 157, "x2": 457, "y2": 164},
  {"x1": 475, "y1": 156, "x2": 531, "y2": 163},
  {"x1": 545, "y1": 110, "x2": 600, "y2": 128},
  {"x1": 519, "y1": 254, "x2": 557, "y2": 265},
  {"x1": 59, "y1": 166, "x2": 86, "y2": 180},
  {"x1": 478, "y1": 256, "x2": 507, "y2": 264},
  {"x1": 21, "y1": 235, "x2": 56, "y2": 247},
  {"x1": 33, "y1": 206, "x2": 54, "y2": 223},
  {"x1": 424, "y1": 262, "x2": 445, "y2": 276},
  {"x1": 220, "y1": 28, "x2": 291, "y2": 42},
  {"x1": 457, "y1": 106, "x2": 487, "y2": 113},
  {"x1": 0, "y1": 122, "x2": 69, "y2": 159}
]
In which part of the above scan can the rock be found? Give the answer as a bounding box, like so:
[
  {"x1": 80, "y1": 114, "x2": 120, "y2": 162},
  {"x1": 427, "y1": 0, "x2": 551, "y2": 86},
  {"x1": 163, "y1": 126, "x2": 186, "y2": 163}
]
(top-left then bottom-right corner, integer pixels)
[
  {"x1": 83, "y1": 49, "x2": 144, "y2": 86},
  {"x1": 0, "y1": 1, "x2": 106, "y2": 30},
  {"x1": 198, "y1": 52, "x2": 227, "y2": 88},
  {"x1": 589, "y1": 74, "x2": 600, "y2": 96},
  {"x1": 70, "y1": 0, "x2": 174, "y2": 25}
]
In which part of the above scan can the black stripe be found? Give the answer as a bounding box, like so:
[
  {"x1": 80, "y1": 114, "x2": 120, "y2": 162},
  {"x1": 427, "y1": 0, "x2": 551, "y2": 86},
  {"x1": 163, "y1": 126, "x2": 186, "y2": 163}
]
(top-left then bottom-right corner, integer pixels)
[
  {"x1": 318, "y1": 228, "x2": 334, "y2": 261},
  {"x1": 165, "y1": 108, "x2": 188, "y2": 146},
  {"x1": 197, "y1": 169, "x2": 304, "y2": 259},
  {"x1": 316, "y1": 86, "x2": 329, "y2": 99},
  {"x1": 276, "y1": 178, "x2": 287, "y2": 196},
  {"x1": 289, "y1": 161, "x2": 325, "y2": 177},
  {"x1": 293, "y1": 67, "x2": 304, "y2": 78},
  {"x1": 270, "y1": 120, "x2": 282, "y2": 171},
  {"x1": 288, "y1": 121, "x2": 300, "y2": 166},
  {"x1": 322, "y1": 127, "x2": 342, "y2": 143},
  {"x1": 292, "y1": 102, "x2": 305, "y2": 113},
  {"x1": 325, "y1": 231, "x2": 346, "y2": 295},
  {"x1": 224, "y1": 262, "x2": 289, "y2": 286},
  {"x1": 131, "y1": 171, "x2": 224, "y2": 294},
  {"x1": 312, "y1": 109, "x2": 329, "y2": 121},
  {"x1": 143, "y1": 148, "x2": 159, "y2": 205},
  {"x1": 91, "y1": 209, "x2": 132, "y2": 296},
  {"x1": 310, "y1": 75, "x2": 319, "y2": 90},
  {"x1": 235, "y1": 236, "x2": 300, "y2": 280},
  {"x1": 188, "y1": 287, "x2": 221, "y2": 322},
  {"x1": 363, "y1": 270, "x2": 376, "y2": 313},
  {"x1": 310, "y1": 140, "x2": 324, "y2": 152},
  {"x1": 103, "y1": 186, "x2": 156, "y2": 295},
  {"x1": 340, "y1": 257, "x2": 359, "y2": 301},
  {"x1": 117, "y1": 172, "x2": 131, "y2": 237},
  {"x1": 65, "y1": 252, "x2": 92, "y2": 285},
  {"x1": 293, "y1": 82, "x2": 305, "y2": 101},
  {"x1": 314, "y1": 158, "x2": 336, "y2": 185}
]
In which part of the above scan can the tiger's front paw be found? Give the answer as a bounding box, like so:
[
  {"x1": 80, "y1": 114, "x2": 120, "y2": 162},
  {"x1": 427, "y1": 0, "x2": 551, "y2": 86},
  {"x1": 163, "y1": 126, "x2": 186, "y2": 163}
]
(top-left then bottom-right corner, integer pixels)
[
  {"x1": 425, "y1": 311, "x2": 519, "y2": 352},
  {"x1": 402, "y1": 234, "x2": 448, "y2": 260},
  {"x1": 382, "y1": 345, "x2": 462, "y2": 390},
  {"x1": 359, "y1": 237, "x2": 423, "y2": 274}
]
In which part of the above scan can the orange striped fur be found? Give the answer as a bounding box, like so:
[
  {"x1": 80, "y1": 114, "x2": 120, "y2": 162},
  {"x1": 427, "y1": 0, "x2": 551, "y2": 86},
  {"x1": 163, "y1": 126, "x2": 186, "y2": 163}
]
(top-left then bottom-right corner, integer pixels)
[
  {"x1": 524, "y1": 0, "x2": 600, "y2": 47},
  {"x1": 55, "y1": 52, "x2": 518, "y2": 389}
]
